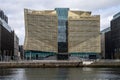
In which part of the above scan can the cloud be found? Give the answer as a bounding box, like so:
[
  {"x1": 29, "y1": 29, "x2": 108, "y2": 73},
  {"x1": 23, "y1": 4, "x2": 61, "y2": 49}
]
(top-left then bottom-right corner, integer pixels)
[
  {"x1": 93, "y1": 5, "x2": 120, "y2": 30},
  {"x1": 0, "y1": 0, "x2": 120, "y2": 44}
]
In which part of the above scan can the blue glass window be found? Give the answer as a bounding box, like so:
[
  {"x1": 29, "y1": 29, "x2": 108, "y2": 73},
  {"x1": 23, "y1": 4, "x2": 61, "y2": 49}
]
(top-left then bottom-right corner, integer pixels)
[
  {"x1": 55, "y1": 8, "x2": 69, "y2": 53},
  {"x1": 55, "y1": 8, "x2": 69, "y2": 42}
]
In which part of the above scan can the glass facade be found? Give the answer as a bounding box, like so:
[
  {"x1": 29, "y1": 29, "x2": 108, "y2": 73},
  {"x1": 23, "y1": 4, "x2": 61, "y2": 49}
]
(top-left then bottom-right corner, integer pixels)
[
  {"x1": 55, "y1": 8, "x2": 69, "y2": 53},
  {"x1": 0, "y1": 17, "x2": 12, "y2": 32},
  {"x1": 25, "y1": 51, "x2": 56, "y2": 60},
  {"x1": 70, "y1": 52, "x2": 100, "y2": 59}
]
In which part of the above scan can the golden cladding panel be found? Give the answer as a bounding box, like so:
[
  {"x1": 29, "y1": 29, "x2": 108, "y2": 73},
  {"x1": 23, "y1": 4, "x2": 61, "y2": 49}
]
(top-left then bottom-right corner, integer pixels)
[
  {"x1": 24, "y1": 9, "x2": 58, "y2": 52},
  {"x1": 68, "y1": 12, "x2": 101, "y2": 53}
]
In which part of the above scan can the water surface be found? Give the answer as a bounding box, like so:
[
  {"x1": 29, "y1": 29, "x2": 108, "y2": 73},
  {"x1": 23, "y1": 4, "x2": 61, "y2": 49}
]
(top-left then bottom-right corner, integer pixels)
[{"x1": 0, "y1": 68, "x2": 120, "y2": 80}]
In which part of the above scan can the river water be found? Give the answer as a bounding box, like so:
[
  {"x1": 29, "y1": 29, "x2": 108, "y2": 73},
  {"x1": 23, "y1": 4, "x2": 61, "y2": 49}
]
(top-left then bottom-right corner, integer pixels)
[{"x1": 0, "y1": 68, "x2": 120, "y2": 80}]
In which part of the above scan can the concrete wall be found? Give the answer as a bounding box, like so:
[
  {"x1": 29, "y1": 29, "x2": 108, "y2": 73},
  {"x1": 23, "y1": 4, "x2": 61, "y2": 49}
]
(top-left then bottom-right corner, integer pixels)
[
  {"x1": 24, "y1": 9, "x2": 58, "y2": 52},
  {"x1": 68, "y1": 11, "x2": 101, "y2": 53},
  {"x1": 14, "y1": 33, "x2": 19, "y2": 59},
  {"x1": 101, "y1": 33, "x2": 105, "y2": 58}
]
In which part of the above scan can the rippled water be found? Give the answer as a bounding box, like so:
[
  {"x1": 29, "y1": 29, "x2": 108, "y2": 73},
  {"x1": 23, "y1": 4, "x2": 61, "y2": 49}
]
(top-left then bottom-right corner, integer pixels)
[{"x1": 0, "y1": 68, "x2": 120, "y2": 80}]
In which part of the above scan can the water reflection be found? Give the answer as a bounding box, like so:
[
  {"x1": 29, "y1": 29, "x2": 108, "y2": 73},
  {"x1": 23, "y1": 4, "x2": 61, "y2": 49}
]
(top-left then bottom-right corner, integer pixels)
[
  {"x1": 0, "y1": 68, "x2": 120, "y2": 80},
  {"x1": 56, "y1": 68, "x2": 69, "y2": 80},
  {"x1": 82, "y1": 67, "x2": 94, "y2": 71},
  {"x1": 0, "y1": 68, "x2": 26, "y2": 80},
  {"x1": 95, "y1": 68, "x2": 120, "y2": 80},
  {"x1": 0, "y1": 69, "x2": 14, "y2": 76},
  {"x1": 24, "y1": 68, "x2": 69, "y2": 80}
]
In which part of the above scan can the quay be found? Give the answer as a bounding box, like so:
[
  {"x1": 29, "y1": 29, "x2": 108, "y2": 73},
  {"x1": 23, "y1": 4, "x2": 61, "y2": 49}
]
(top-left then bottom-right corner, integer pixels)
[
  {"x1": 0, "y1": 60, "x2": 120, "y2": 68},
  {"x1": 0, "y1": 60, "x2": 82, "y2": 68}
]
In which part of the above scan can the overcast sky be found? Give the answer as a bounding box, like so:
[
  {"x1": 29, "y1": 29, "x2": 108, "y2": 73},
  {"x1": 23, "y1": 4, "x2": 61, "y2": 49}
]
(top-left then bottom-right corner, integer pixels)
[{"x1": 0, "y1": 0, "x2": 120, "y2": 45}]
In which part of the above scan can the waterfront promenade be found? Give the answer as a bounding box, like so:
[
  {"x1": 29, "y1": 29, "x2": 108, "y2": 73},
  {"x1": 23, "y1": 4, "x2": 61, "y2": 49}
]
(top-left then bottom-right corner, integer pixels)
[{"x1": 0, "y1": 60, "x2": 120, "y2": 68}]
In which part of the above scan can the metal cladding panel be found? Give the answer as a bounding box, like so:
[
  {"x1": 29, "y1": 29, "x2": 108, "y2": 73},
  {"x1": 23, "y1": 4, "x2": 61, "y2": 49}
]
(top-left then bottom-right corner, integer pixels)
[
  {"x1": 24, "y1": 9, "x2": 58, "y2": 52},
  {"x1": 68, "y1": 11, "x2": 101, "y2": 53}
]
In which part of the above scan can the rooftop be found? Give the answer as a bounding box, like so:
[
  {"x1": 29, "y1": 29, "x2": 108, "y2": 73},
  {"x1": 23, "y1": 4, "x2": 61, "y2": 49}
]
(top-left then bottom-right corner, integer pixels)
[
  {"x1": 113, "y1": 12, "x2": 120, "y2": 20},
  {"x1": 0, "y1": 17, "x2": 12, "y2": 32}
]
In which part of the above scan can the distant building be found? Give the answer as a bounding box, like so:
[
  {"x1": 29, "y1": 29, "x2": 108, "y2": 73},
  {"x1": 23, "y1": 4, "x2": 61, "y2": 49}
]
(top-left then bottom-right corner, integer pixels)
[
  {"x1": 24, "y1": 8, "x2": 101, "y2": 60},
  {"x1": 0, "y1": 10, "x2": 8, "y2": 23},
  {"x1": 111, "y1": 12, "x2": 120, "y2": 59},
  {"x1": 101, "y1": 27, "x2": 112, "y2": 59},
  {"x1": 101, "y1": 28, "x2": 106, "y2": 59},
  {"x1": 19, "y1": 45, "x2": 24, "y2": 60},
  {"x1": 0, "y1": 10, "x2": 19, "y2": 61},
  {"x1": 101, "y1": 12, "x2": 120, "y2": 59},
  {"x1": 14, "y1": 33, "x2": 19, "y2": 60}
]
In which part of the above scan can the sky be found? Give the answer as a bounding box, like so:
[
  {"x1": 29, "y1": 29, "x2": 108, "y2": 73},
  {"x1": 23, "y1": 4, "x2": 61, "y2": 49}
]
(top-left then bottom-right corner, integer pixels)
[{"x1": 0, "y1": 0, "x2": 120, "y2": 45}]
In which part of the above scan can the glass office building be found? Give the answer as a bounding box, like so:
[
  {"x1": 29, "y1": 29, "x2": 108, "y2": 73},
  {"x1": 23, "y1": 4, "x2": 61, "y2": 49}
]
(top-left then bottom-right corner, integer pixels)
[
  {"x1": 24, "y1": 8, "x2": 101, "y2": 60},
  {"x1": 0, "y1": 10, "x2": 19, "y2": 61},
  {"x1": 111, "y1": 12, "x2": 120, "y2": 59}
]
